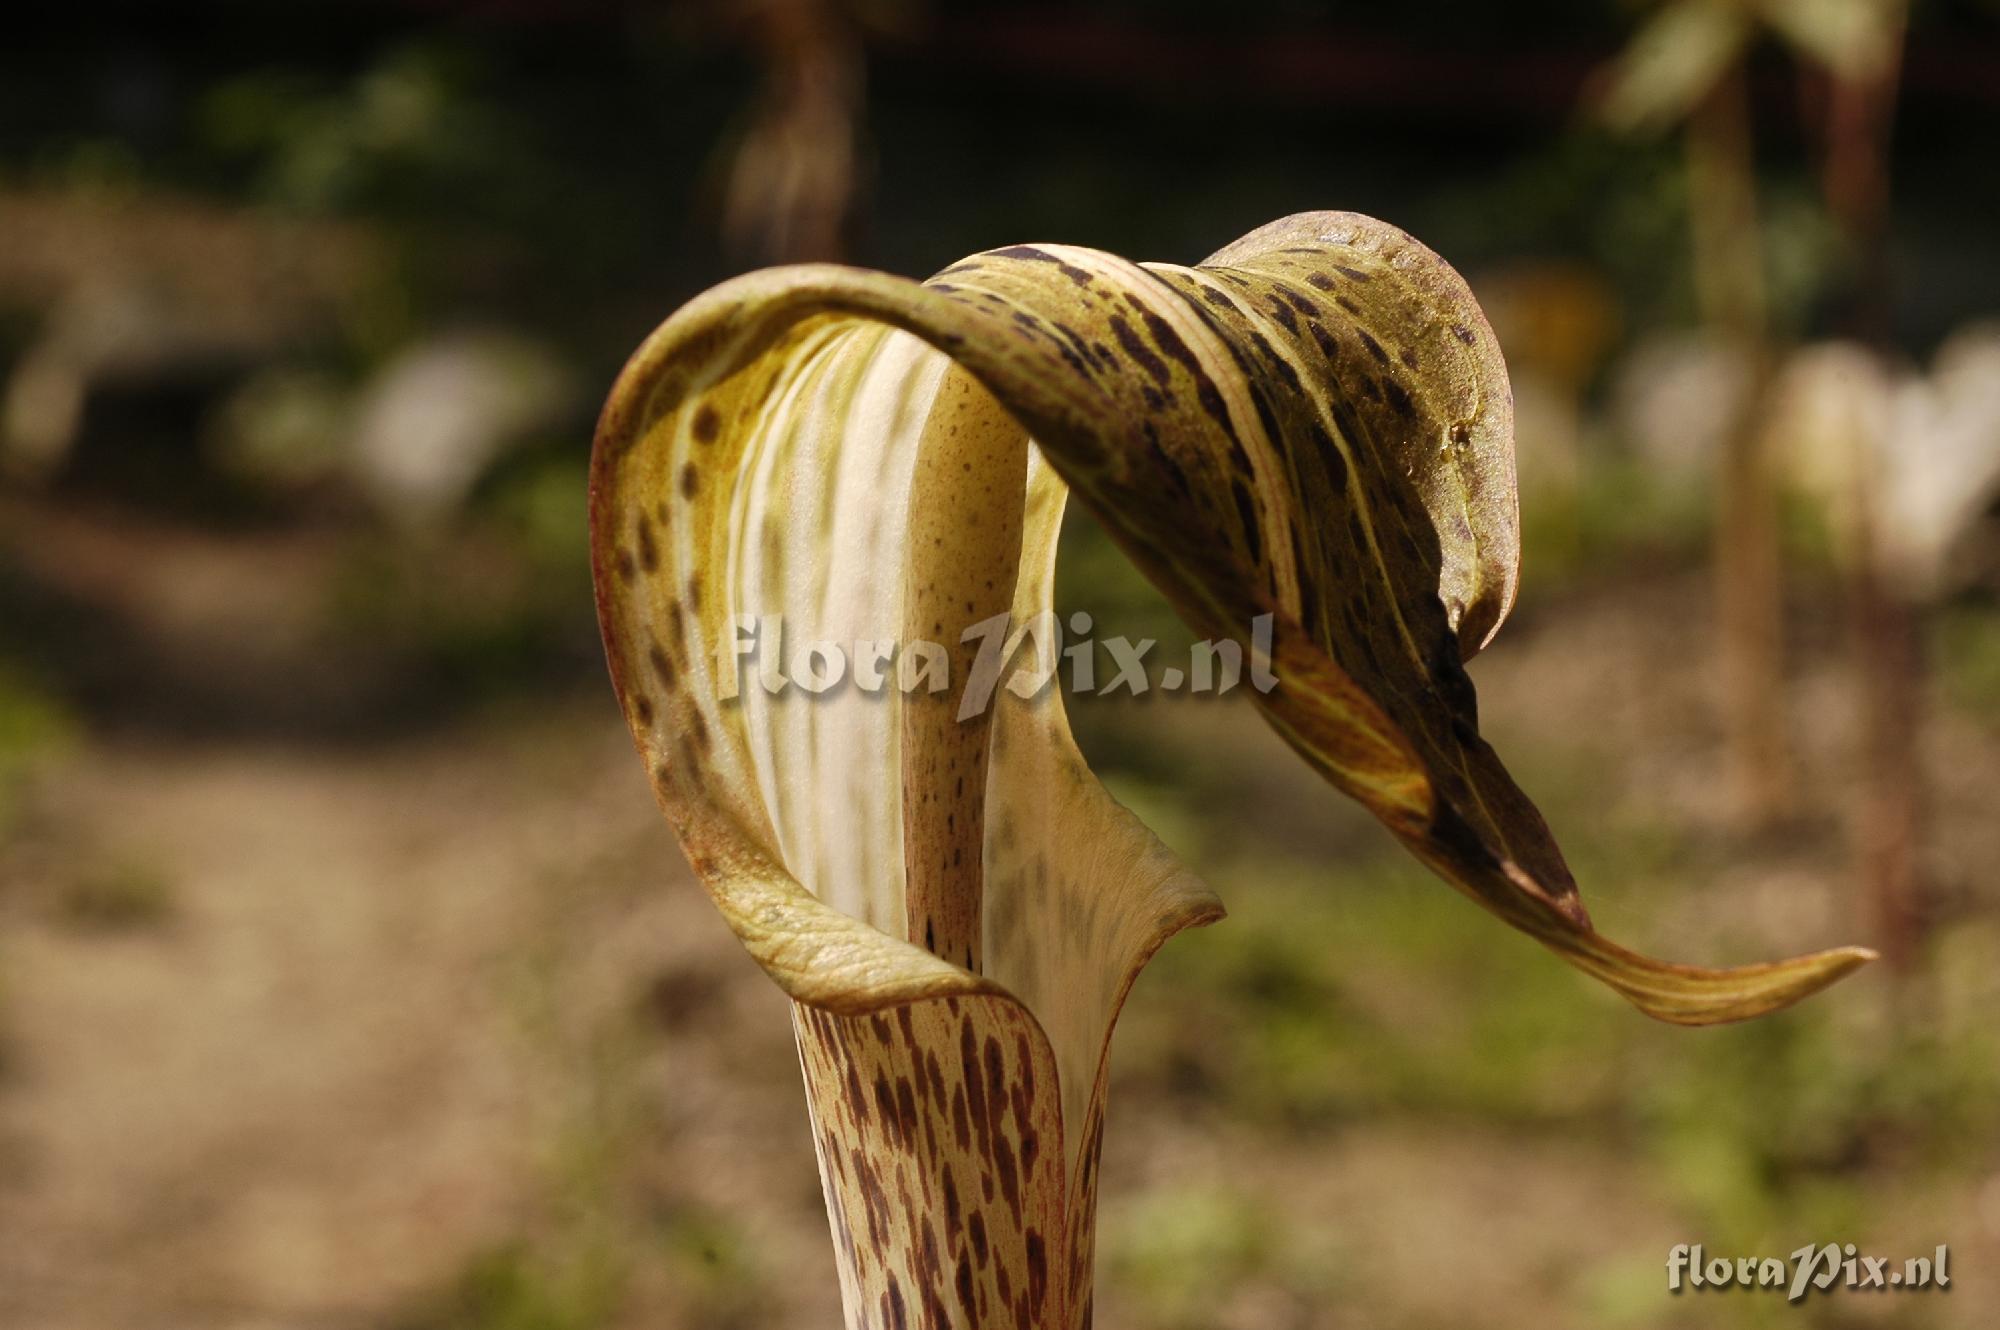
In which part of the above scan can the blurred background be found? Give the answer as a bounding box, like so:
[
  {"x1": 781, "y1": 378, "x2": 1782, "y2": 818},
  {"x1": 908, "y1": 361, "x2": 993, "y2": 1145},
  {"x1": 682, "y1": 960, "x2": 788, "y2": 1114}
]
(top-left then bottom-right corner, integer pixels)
[{"x1": 2, "y1": 1, "x2": 1999, "y2": 1327}]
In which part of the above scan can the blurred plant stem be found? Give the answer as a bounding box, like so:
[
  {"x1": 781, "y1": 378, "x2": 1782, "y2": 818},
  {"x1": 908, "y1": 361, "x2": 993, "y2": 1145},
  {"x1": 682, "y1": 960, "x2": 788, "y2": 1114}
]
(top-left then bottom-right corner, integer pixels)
[
  {"x1": 1685, "y1": 64, "x2": 1791, "y2": 825},
  {"x1": 1602, "y1": 0, "x2": 1922, "y2": 834},
  {"x1": 1816, "y1": 1, "x2": 1926, "y2": 983},
  {"x1": 718, "y1": 0, "x2": 866, "y2": 263}
]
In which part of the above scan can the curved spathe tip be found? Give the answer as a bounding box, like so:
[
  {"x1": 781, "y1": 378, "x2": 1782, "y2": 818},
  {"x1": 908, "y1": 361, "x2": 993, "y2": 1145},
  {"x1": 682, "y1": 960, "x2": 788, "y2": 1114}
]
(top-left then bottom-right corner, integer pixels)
[{"x1": 1571, "y1": 932, "x2": 1878, "y2": 1026}]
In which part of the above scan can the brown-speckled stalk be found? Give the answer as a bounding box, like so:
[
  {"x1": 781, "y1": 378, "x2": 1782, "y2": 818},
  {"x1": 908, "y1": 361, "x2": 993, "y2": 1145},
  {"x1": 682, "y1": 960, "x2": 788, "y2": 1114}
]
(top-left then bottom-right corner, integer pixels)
[{"x1": 900, "y1": 364, "x2": 1027, "y2": 973}]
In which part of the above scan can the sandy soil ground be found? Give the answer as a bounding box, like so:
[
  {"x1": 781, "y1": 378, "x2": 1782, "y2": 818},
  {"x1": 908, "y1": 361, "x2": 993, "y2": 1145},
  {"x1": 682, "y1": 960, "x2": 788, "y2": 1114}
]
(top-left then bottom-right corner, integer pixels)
[{"x1": 2, "y1": 507, "x2": 1995, "y2": 1330}]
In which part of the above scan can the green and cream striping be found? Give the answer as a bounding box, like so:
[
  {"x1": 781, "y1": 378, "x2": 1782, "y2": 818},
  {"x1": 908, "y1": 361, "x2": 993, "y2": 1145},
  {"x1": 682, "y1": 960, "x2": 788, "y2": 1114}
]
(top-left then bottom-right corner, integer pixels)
[{"x1": 590, "y1": 211, "x2": 1871, "y2": 1329}]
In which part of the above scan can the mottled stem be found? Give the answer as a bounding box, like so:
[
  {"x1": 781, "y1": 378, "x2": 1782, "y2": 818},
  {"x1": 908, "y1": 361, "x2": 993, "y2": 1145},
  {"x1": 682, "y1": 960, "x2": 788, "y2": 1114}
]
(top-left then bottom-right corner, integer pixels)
[{"x1": 900, "y1": 362, "x2": 1027, "y2": 971}]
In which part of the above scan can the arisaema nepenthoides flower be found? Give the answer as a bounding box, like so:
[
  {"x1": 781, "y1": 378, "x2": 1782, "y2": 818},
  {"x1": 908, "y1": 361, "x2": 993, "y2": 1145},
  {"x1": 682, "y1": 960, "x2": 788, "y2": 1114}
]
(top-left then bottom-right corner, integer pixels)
[{"x1": 589, "y1": 212, "x2": 1872, "y2": 1330}]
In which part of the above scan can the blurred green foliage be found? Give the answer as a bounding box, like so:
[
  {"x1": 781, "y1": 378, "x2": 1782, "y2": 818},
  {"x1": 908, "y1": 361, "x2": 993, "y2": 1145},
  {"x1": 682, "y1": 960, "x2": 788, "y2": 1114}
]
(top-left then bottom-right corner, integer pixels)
[
  {"x1": 198, "y1": 45, "x2": 511, "y2": 217},
  {"x1": 1097, "y1": 744, "x2": 2000, "y2": 1327},
  {"x1": 0, "y1": 661, "x2": 74, "y2": 837},
  {"x1": 318, "y1": 451, "x2": 594, "y2": 703},
  {"x1": 1101, "y1": 1182, "x2": 1287, "y2": 1330},
  {"x1": 408, "y1": 1242, "x2": 622, "y2": 1330},
  {"x1": 57, "y1": 858, "x2": 176, "y2": 932},
  {"x1": 1933, "y1": 601, "x2": 2000, "y2": 723},
  {"x1": 1518, "y1": 454, "x2": 1716, "y2": 587}
]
